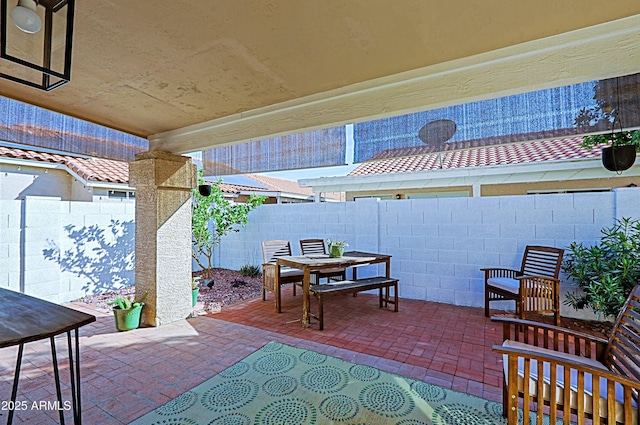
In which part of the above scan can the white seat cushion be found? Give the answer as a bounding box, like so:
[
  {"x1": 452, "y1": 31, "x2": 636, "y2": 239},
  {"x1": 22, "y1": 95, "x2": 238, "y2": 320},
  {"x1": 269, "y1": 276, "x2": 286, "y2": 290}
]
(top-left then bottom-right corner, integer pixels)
[
  {"x1": 503, "y1": 340, "x2": 637, "y2": 424},
  {"x1": 487, "y1": 277, "x2": 519, "y2": 294},
  {"x1": 280, "y1": 267, "x2": 303, "y2": 278}
]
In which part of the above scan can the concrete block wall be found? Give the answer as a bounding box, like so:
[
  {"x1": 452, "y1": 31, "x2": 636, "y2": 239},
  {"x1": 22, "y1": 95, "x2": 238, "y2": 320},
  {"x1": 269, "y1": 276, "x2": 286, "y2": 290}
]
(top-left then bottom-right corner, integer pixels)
[
  {"x1": 217, "y1": 188, "x2": 640, "y2": 319},
  {"x1": 3, "y1": 187, "x2": 639, "y2": 315},
  {"x1": 0, "y1": 197, "x2": 135, "y2": 303}
]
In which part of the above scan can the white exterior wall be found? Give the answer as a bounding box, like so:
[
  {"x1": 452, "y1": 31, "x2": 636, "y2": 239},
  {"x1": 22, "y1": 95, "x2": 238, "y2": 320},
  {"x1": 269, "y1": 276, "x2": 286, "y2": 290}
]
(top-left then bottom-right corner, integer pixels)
[
  {"x1": 0, "y1": 196, "x2": 135, "y2": 303},
  {"x1": 215, "y1": 188, "x2": 640, "y2": 319},
  {"x1": 0, "y1": 164, "x2": 76, "y2": 201},
  {"x1": 2, "y1": 187, "x2": 640, "y2": 317}
]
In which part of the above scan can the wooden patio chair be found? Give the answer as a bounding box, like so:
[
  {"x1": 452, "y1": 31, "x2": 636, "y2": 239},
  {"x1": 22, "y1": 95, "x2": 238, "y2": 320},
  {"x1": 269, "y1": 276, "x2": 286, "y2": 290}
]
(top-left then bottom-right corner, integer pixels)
[
  {"x1": 482, "y1": 245, "x2": 564, "y2": 325},
  {"x1": 493, "y1": 285, "x2": 640, "y2": 425},
  {"x1": 261, "y1": 240, "x2": 303, "y2": 313},
  {"x1": 299, "y1": 239, "x2": 346, "y2": 284}
]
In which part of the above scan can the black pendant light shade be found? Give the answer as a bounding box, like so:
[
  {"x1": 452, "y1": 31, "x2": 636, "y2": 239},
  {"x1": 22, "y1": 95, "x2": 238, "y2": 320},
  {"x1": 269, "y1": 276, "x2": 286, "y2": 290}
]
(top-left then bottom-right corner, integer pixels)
[{"x1": 1, "y1": 0, "x2": 75, "y2": 91}]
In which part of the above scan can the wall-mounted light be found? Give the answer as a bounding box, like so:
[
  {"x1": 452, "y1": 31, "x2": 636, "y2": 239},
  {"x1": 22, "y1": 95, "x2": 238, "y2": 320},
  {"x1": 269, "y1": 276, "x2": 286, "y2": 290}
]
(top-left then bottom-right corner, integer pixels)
[
  {"x1": 1, "y1": 0, "x2": 75, "y2": 90},
  {"x1": 395, "y1": 194, "x2": 401, "y2": 200}
]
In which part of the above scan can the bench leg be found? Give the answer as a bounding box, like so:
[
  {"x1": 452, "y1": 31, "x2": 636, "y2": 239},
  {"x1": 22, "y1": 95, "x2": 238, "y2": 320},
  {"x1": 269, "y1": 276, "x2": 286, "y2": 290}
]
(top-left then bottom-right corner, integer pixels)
[
  {"x1": 393, "y1": 282, "x2": 398, "y2": 312},
  {"x1": 318, "y1": 294, "x2": 324, "y2": 331}
]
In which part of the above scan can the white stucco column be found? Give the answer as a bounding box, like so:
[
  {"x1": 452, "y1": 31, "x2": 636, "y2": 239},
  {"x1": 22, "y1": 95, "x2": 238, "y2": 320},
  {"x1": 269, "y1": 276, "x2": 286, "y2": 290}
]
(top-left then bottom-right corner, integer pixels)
[{"x1": 129, "y1": 151, "x2": 196, "y2": 326}]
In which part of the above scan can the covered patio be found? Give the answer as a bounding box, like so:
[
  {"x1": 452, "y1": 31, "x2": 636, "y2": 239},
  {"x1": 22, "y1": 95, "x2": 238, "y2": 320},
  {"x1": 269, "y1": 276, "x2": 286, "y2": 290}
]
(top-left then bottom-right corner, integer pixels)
[
  {"x1": 0, "y1": 292, "x2": 507, "y2": 424},
  {"x1": 1, "y1": 2, "x2": 639, "y2": 325},
  {"x1": 1, "y1": 3, "x2": 640, "y2": 424}
]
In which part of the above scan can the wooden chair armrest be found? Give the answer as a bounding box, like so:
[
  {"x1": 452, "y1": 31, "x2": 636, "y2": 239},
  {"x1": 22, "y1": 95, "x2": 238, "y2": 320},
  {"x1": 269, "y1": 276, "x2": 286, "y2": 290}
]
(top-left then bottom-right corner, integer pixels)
[
  {"x1": 493, "y1": 344, "x2": 640, "y2": 388},
  {"x1": 480, "y1": 268, "x2": 522, "y2": 278},
  {"x1": 491, "y1": 316, "x2": 608, "y2": 358},
  {"x1": 491, "y1": 316, "x2": 607, "y2": 344}
]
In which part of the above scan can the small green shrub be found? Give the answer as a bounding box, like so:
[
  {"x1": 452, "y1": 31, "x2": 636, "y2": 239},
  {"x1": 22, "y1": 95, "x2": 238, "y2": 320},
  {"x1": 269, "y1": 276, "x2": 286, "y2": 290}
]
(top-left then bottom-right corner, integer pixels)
[
  {"x1": 239, "y1": 264, "x2": 261, "y2": 278},
  {"x1": 562, "y1": 217, "x2": 640, "y2": 318}
]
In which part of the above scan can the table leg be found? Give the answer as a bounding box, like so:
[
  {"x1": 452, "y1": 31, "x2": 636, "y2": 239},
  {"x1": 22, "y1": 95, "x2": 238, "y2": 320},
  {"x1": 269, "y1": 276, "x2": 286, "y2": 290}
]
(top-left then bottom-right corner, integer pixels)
[
  {"x1": 302, "y1": 267, "x2": 311, "y2": 328},
  {"x1": 67, "y1": 330, "x2": 83, "y2": 425},
  {"x1": 50, "y1": 336, "x2": 66, "y2": 425},
  {"x1": 8, "y1": 343, "x2": 24, "y2": 425}
]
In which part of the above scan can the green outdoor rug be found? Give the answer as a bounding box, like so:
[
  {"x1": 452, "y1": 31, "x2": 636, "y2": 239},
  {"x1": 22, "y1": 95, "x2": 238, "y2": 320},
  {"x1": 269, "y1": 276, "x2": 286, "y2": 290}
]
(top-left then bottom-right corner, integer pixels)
[{"x1": 130, "y1": 341, "x2": 513, "y2": 425}]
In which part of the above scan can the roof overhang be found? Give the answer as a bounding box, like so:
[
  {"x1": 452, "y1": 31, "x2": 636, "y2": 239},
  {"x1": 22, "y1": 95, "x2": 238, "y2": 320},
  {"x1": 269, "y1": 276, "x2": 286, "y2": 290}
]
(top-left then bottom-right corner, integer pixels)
[
  {"x1": 0, "y1": 156, "x2": 134, "y2": 191},
  {"x1": 149, "y1": 14, "x2": 640, "y2": 154},
  {"x1": 299, "y1": 158, "x2": 640, "y2": 193},
  {"x1": 1, "y1": 7, "x2": 640, "y2": 160}
]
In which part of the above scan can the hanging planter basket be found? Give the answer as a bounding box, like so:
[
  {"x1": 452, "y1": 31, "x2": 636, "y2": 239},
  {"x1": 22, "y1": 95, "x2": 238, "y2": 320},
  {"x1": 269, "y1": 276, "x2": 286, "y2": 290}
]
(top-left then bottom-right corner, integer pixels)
[
  {"x1": 601, "y1": 145, "x2": 637, "y2": 172},
  {"x1": 198, "y1": 184, "x2": 212, "y2": 197}
]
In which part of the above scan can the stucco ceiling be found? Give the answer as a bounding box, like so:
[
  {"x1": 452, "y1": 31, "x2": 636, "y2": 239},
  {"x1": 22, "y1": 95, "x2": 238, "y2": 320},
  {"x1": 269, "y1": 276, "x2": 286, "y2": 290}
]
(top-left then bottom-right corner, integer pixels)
[{"x1": 1, "y1": 1, "x2": 640, "y2": 155}]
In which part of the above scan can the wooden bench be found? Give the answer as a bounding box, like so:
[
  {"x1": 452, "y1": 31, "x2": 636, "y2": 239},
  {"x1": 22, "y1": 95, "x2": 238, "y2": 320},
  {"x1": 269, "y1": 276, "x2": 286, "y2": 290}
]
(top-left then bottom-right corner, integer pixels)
[
  {"x1": 492, "y1": 285, "x2": 640, "y2": 425},
  {"x1": 309, "y1": 276, "x2": 398, "y2": 330}
]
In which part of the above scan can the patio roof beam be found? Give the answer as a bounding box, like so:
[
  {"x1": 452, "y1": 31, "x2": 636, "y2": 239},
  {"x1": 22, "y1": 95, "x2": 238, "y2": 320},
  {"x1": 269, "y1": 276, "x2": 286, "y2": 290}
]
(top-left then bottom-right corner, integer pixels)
[{"x1": 148, "y1": 14, "x2": 640, "y2": 155}]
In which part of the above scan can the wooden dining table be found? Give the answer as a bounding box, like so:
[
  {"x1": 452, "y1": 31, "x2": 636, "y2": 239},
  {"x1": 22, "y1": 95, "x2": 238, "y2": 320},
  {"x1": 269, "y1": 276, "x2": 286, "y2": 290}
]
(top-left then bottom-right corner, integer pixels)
[
  {"x1": 275, "y1": 251, "x2": 392, "y2": 327},
  {"x1": 0, "y1": 288, "x2": 96, "y2": 424}
]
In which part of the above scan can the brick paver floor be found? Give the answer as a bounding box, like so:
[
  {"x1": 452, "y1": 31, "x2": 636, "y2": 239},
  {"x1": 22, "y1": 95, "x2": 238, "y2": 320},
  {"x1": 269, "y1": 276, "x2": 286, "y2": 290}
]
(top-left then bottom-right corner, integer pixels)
[{"x1": 0, "y1": 289, "x2": 505, "y2": 424}]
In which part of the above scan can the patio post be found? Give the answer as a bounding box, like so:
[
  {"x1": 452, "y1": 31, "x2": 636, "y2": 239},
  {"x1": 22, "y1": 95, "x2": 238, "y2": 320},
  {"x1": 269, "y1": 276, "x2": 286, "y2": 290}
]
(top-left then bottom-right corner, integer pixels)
[{"x1": 129, "y1": 151, "x2": 197, "y2": 326}]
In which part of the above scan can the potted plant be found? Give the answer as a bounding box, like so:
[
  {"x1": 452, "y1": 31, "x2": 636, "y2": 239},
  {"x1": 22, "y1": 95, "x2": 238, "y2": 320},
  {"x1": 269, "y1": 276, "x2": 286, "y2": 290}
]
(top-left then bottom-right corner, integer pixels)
[
  {"x1": 108, "y1": 293, "x2": 147, "y2": 331},
  {"x1": 327, "y1": 238, "x2": 348, "y2": 258},
  {"x1": 580, "y1": 130, "x2": 640, "y2": 172},
  {"x1": 191, "y1": 277, "x2": 201, "y2": 307}
]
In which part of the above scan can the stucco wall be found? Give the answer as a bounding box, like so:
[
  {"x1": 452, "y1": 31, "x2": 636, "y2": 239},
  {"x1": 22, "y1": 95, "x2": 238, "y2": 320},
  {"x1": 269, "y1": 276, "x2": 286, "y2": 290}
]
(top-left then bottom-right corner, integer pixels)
[
  {"x1": 215, "y1": 188, "x2": 640, "y2": 320},
  {"x1": 0, "y1": 196, "x2": 135, "y2": 303}
]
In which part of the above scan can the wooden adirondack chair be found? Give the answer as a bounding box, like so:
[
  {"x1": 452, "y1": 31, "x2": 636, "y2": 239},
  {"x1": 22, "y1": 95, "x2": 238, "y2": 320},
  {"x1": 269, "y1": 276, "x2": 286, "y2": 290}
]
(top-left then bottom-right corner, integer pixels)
[
  {"x1": 299, "y1": 239, "x2": 346, "y2": 284},
  {"x1": 482, "y1": 245, "x2": 564, "y2": 325},
  {"x1": 493, "y1": 285, "x2": 640, "y2": 424},
  {"x1": 261, "y1": 240, "x2": 303, "y2": 313}
]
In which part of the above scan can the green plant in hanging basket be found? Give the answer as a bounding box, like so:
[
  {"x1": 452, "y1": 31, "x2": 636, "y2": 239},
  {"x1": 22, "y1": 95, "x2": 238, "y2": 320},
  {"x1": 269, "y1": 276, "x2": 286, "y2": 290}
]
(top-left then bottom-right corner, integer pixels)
[{"x1": 579, "y1": 130, "x2": 640, "y2": 150}]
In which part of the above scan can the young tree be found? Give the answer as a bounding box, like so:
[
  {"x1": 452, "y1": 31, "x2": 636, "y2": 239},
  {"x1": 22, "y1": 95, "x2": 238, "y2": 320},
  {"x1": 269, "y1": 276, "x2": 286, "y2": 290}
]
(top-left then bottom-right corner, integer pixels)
[{"x1": 192, "y1": 174, "x2": 265, "y2": 281}]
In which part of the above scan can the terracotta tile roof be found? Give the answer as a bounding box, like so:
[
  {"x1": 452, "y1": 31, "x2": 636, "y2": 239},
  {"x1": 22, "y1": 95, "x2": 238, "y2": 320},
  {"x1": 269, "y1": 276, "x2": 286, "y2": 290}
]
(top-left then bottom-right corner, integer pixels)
[
  {"x1": 0, "y1": 145, "x2": 129, "y2": 184},
  {"x1": 243, "y1": 174, "x2": 315, "y2": 196},
  {"x1": 217, "y1": 182, "x2": 269, "y2": 194},
  {"x1": 65, "y1": 157, "x2": 129, "y2": 184},
  {"x1": 349, "y1": 137, "x2": 599, "y2": 176},
  {"x1": 0, "y1": 145, "x2": 319, "y2": 195}
]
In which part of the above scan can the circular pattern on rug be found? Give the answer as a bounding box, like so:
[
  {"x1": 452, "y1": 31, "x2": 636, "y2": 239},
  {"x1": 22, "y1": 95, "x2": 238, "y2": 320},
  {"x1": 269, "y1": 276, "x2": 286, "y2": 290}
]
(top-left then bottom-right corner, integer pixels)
[
  {"x1": 207, "y1": 412, "x2": 251, "y2": 425},
  {"x1": 262, "y1": 375, "x2": 298, "y2": 397},
  {"x1": 146, "y1": 418, "x2": 198, "y2": 425},
  {"x1": 410, "y1": 381, "x2": 447, "y2": 402},
  {"x1": 319, "y1": 394, "x2": 359, "y2": 421},
  {"x1": 252, "y1": 352, "x2": 296, "y2": 375},
  {"x1": 484, "y1": 400, "x2": 503, "y2": 417},
  {"x1": 349, "y1": 364, "x2": 381, "y2": 381},
  {"x1": 156, "y1": 390, "x2": 198, "y2": 415},
  {"x1": 201, "y1": 379, "x2": 259, "y2": 412},
  {"x1": 359, "y1": 382, "x2": 415, "y2": 418},
  {"x1": 261, "y1": 341, "x2": 284, "y2": 352},
  {"x1": 432, "y1": 403, "x2": 498, "y2": 425},
  {"x1": 300, "y1": 365, "x2": 348, "y2": 394},
  {"x1": 396, "y1": 420, "x2": 429, "y2": 425},
  {"x1": 254, "y1": 398, "x2": 318, "y2": 425},
  {"x1": 218, "y1": 361, "x2": 250, "y2": 378},
  {"x1": 298, "y1": 350, "x2": 327, "y2": 365}
]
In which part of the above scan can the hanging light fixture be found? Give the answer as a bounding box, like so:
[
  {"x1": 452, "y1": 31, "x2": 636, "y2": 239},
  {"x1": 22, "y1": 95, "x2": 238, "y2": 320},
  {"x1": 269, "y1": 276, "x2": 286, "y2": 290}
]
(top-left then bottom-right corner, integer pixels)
[{"x1": 1, "y1": 0, "x2": 75, "y2": 90}]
